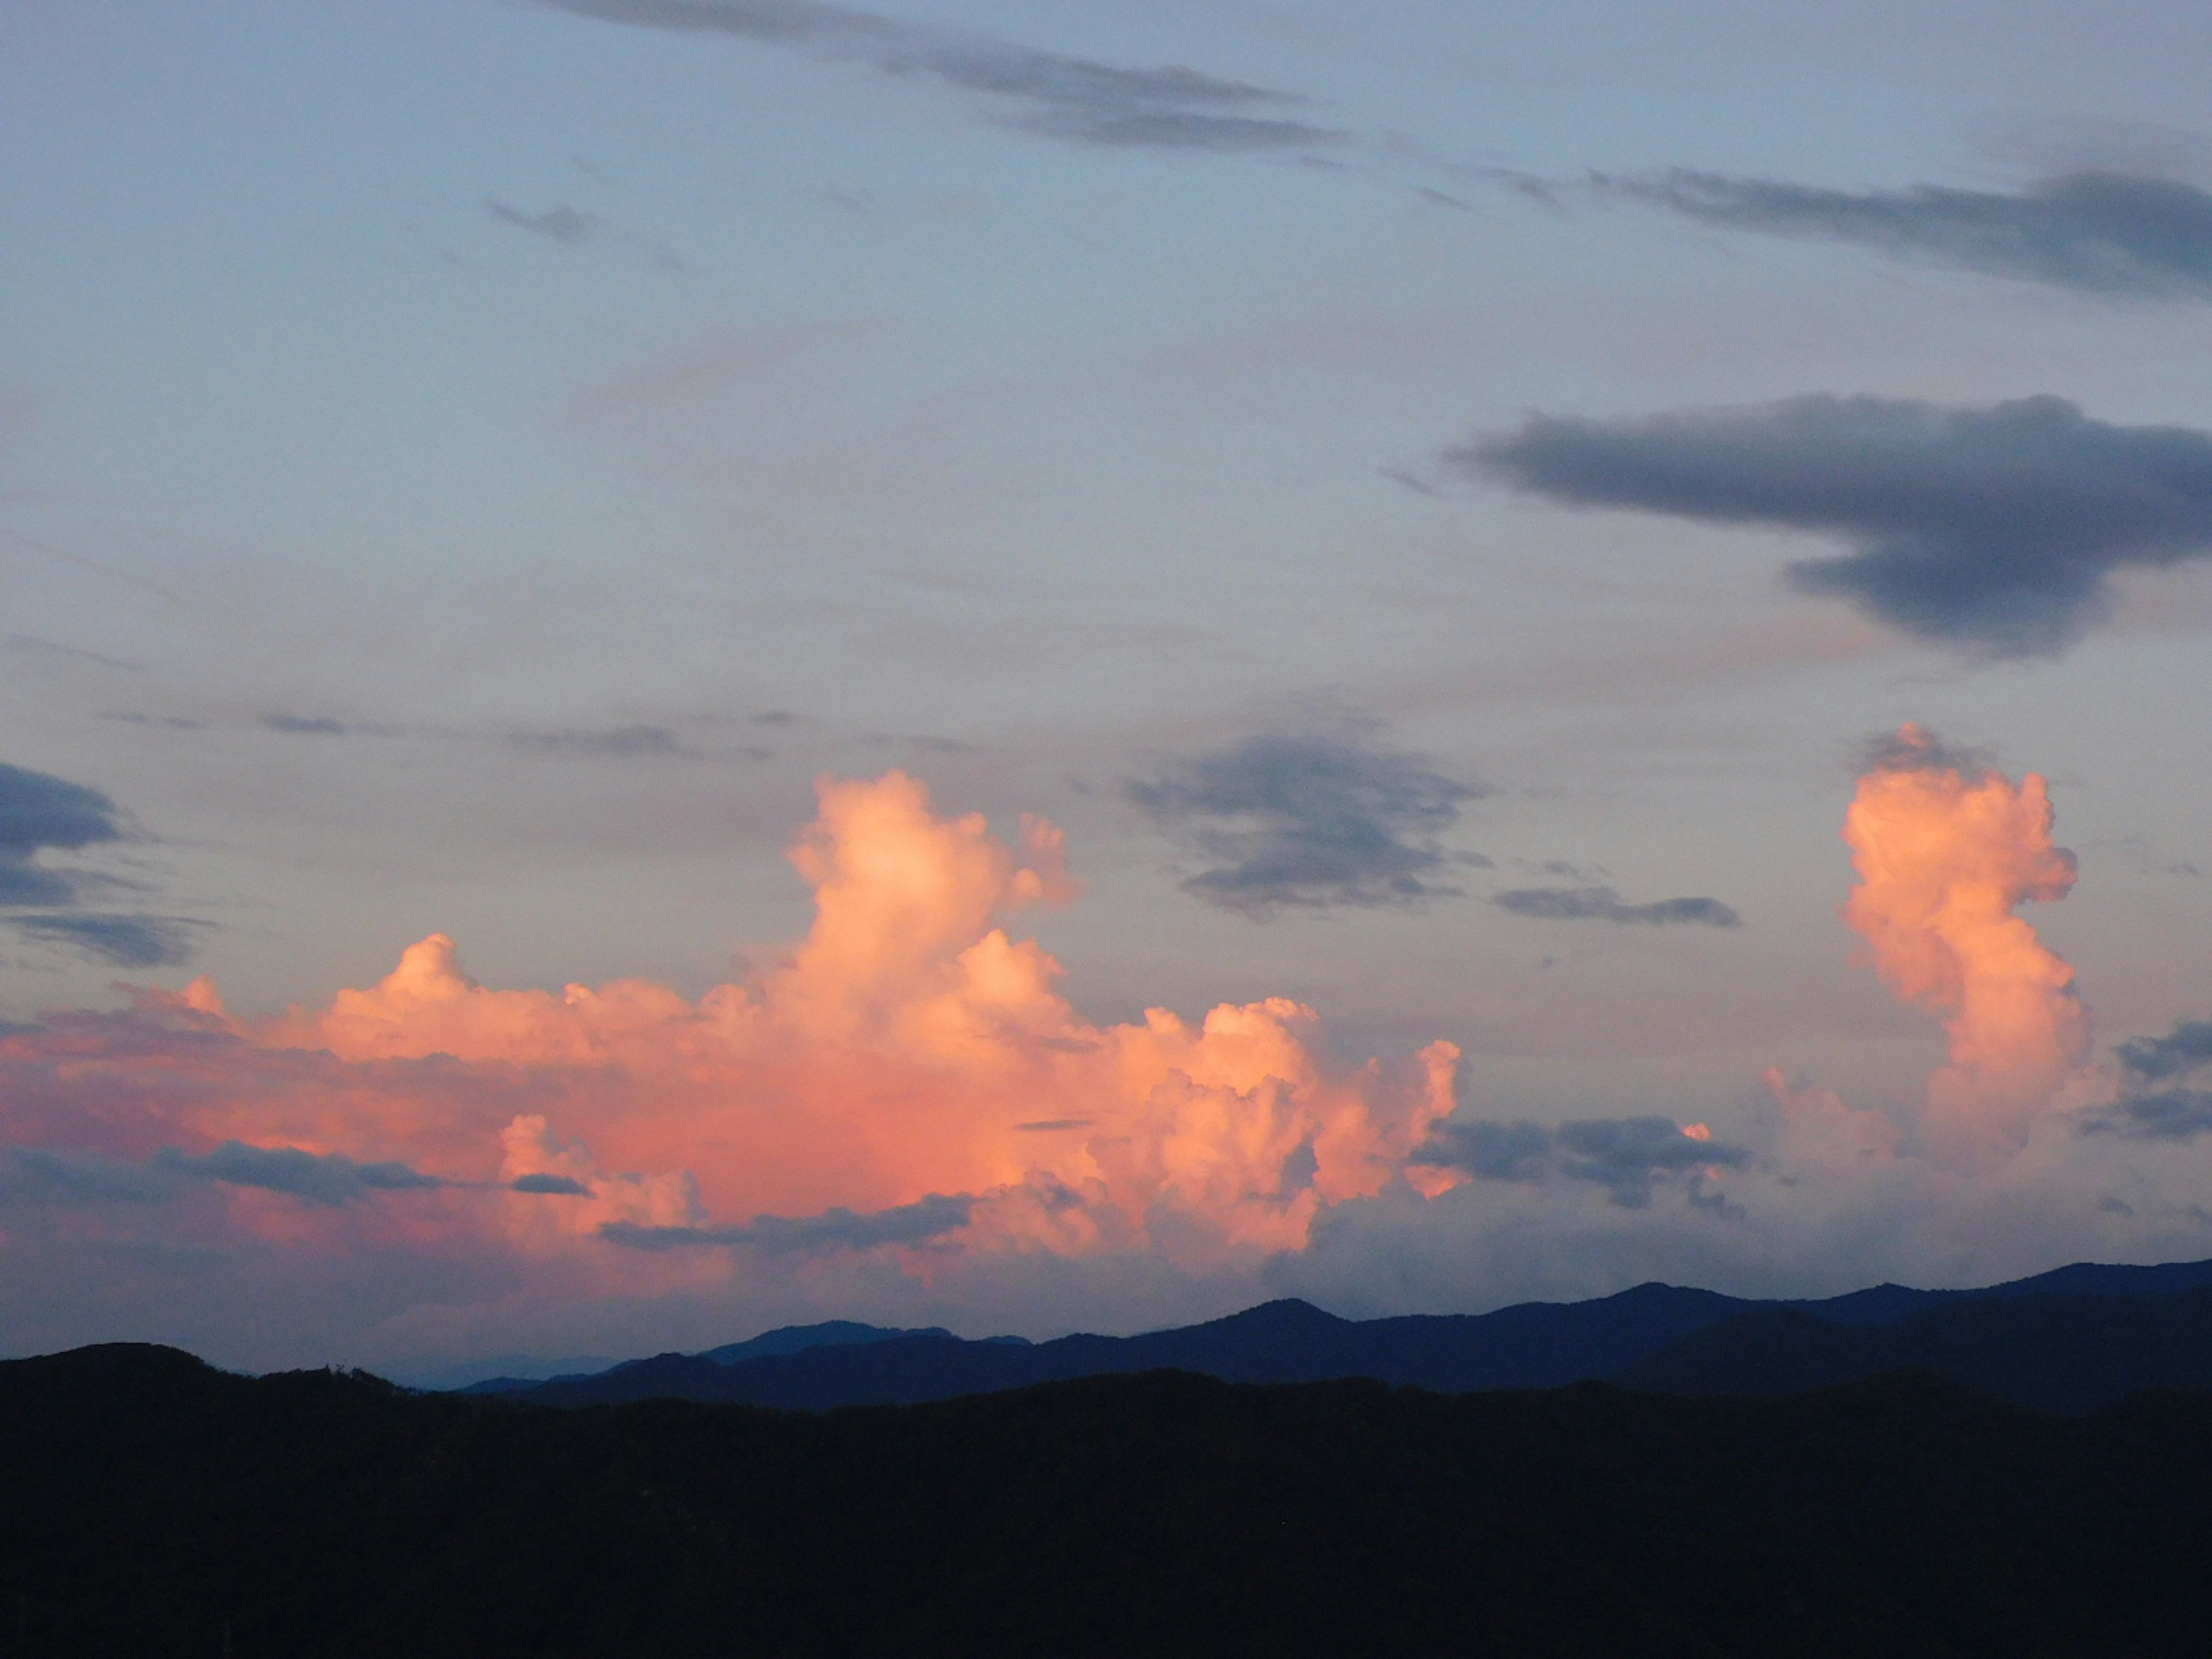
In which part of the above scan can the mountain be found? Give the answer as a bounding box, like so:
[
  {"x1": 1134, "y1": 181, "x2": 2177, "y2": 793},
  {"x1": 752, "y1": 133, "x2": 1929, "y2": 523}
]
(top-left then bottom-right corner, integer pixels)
[
  {"x1": 13, "y1": 1342, "x2": 2212, "y2": 1656},
  {"x1": 494, "y1": 1256, "x2": 2212, "y2": 1412},
  {"x1": 1623, "y1": 1282, "x2": 2212, "y2": 1412}
]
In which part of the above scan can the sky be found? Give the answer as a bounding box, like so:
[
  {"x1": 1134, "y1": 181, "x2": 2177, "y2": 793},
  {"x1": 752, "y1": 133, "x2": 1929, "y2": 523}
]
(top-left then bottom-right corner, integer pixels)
[{"x1": 8, "y1": 0, "x2": 2212, "y2": 1382}]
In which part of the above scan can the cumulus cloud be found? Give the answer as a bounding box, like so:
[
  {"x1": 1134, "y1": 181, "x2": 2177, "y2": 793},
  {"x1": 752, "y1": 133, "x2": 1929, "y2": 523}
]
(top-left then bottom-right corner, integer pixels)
[
  {"x1": 1131, "y1": 728, "x2": 1486, "y2": 916},
  {"x1": 535, "y1": 0, "x2": 1343, "y2": 153},
  {"x1": 1492, "y1": 885, "x2": 1741, "y2": 928},
  {"x1": 1411, "y1": 1115, "x2": 1749, "y2": 1209},
  {"x1": 1458, "y1": 393, "x2": 2212, "y2": 655},
  {"x1": 1842, "y1": 725, "x2": 2086, "y2": 1167},
  {"x1": 1597, "y1": 168, "x2": 2212, "y2": 298}
]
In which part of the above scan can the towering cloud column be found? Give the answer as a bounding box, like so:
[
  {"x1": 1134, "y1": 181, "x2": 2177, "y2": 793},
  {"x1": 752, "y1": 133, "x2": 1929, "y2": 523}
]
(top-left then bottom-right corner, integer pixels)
[{"x1": 1842, "y1": 726, "x2": 2088, "y2": 1167}]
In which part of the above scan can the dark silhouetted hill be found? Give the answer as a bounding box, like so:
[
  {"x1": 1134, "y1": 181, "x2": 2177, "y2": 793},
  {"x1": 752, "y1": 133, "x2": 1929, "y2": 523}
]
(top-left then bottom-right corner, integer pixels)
[
  {"x1": 1622, "y1": 1282, "x2": 2212, "y2": 1411},
  {"x1": 12, "y1": 1343, "x2": 2212, "y2": 1655},
  {"x1": 501, "y1": 1255, "x2": 2212, "y2": 1411}
]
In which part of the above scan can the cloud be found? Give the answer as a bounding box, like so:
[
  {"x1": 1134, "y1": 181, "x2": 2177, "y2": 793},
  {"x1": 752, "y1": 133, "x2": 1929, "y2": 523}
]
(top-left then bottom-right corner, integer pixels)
[
  {"x1": 1842, "y1": 725, "x2": 2085, "y2": 1168},
  {"x1": 0, "y1": 761, "x2": 120, "y2": 905},
  {"x1": 153, "y1": 1142, "x2": 445, "y2": 1206},
  {"x1": 510, "y1": 1173, "x2": 593, "y2": 1196},
  {"x1": 1492, "y1": 886, "x2": 1741, "y2": 928},
  {"x1": 535, "y1": 0, "x2": 1344, "y2": 153},
  {"x1": 483, "y1": 199, "x2": 601, "y2": 247},
  {"x1": 1411, "y1": 1115, "x2": 1749, "y2": 1209},
  {"x1": 503, "y1": 724, "x2": 691, "y2": 759},
  {"x1": 1596, "y1": 168, "x2": 2212, "y2": 298},
  {"x1": 2083, "y1": 1018, "x2": 2212, "y2": 1140},
  {"x1": 1457, "y1": 394, "x2": 2212, "y2": 654},
  {"x1": 7, "y1": 914, "x2": 195, "y2": 968},
  {"x1": 601, "y1": 1192, "x2": 975, "y2": 1255},
  {"x1": 0, "y1": 1142, "x2": 446, "y2": 1209},
  {"x1": 1131, "y1": 728, "x2": 1486, "y2": 916}
]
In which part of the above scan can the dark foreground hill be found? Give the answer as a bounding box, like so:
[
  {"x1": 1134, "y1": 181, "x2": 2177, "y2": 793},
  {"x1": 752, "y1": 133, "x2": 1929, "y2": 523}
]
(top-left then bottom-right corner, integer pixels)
[
  {"x1": 504, "y1": 1255, "x2": 2212, "y2": 1412},
  {"x1": 13, "y1": 1344, "x2": 2212, "y2": 1656}
]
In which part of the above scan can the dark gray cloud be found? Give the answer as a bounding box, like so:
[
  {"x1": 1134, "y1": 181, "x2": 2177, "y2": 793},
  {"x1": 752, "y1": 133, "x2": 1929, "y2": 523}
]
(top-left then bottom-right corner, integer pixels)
[
  {"x1": 536, "y1": 0, "x2": 1343, "y2": 153},
  {"x1": 2083, "y1": 1019, "x2": 2212, "y2": 1139},
  {"x1": 1414, "y1": 1115, "x2": 1749, "y2": 1209},
  {"x1": 7, "y1": 914, "x2": 194, "y2": 968},
  {"x1": 1131, "y1": 728, "x2": 1486, "y2": 918},
  {"x1": 2116, "y1": 1020, "x2": 2212, "y2": 1084},
  {"x1": 1493, "y1": 885, "x2": 1741, "y2": 929},
  {"x1": 600, "y1": 1192, "x2": 974, "y2": 1253},
  {"x1": 1598, "y1": 168, "x2": 2212, "y2": 298},
  {"x1": 0, "y1": 761, "x2": 119, "y2": 904},
  {"x1": 1459, "y1": 394, "x2": 2212, "y2": 655},
  {"x1": 510, "y1": 1172, "x2": 593, "y2": 1196},
  {"x1": 153, "y1": 1142, "x2": 445, "y2": 1206},
  {"x1": 484, "y1": 198, "x2": 601, "y2": 246},
  {"x1": 0, "y1": 1143, "x2": 448, "y2": 1209}
]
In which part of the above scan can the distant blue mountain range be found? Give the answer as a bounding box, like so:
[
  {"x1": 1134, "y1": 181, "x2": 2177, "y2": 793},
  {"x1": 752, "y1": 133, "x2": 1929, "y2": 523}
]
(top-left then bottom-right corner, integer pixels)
[{"x1": 468, "y1": 1256, "x2": 2212, "y2": 1413}]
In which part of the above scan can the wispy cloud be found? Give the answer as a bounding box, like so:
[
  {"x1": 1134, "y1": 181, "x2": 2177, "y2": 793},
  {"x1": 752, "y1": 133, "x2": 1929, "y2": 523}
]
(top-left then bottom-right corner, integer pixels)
[
  {"x1": 535, "y1": 0, "x2": 1344, "y2": 153},
  {"x1": 1597, "y1": 168, "x2": 2212, "y2": 298},
  {"x1": 0, "y1": 762, "x2": 197, "y2": 966},
  {"x1": 1131, "y1": 725, "x2": 1486, "y2": 917},
  {"x1": 483, "y1": 198, "x2": 602, "y2": 247},
  {"x1": 8, "y1": 914, "x2": 195, "y2": 968},
  {"x1": 1492, "y1": 886, "x2": 1741, "y2": 929},
  {"x1": 1457, "y1": 394, "x2": 2212, "y2": 656}
]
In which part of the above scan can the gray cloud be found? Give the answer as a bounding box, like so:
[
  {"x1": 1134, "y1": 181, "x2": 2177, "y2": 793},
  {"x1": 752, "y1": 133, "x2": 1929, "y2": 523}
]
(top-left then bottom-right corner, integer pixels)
[
  {"x1": 504, "y1": 723, "x2": 691, "y2": 759},
  {"x1": 1459, "y1": 394, "x2": 2212, "y2": 655},
  {"x1": 484, "y1": 199, "x2": 602, "y2": 247},
  {"x1": 1414, "y1": 1115, "x2": 1750, "y2": 1209},
  {"x1": 510, "y1": 1172, "x2": 593, "y2": 1196},
  {"x1": 1131, "y1": 728, "x2": 1486, "y2": 918},
  {"x1": 536, "y1": 0, "x2": 1343, "y2": 153},
  {"x1": 153, "y1": 1142, "x2": 445, "y2": 1206},
  {"x1": 0, "y1": 761, "x2": 119, "y2": 904},
  {"x1": 600, "y1": 1191, "x2": 974, "y2": 1253},
  {"x1": 0, "y1": 1143, "x2": 448, "y2": 1210},
  {"x1": 1857, "y1": 725, "x2": 1997, "y2": 779},
  {"x1": 1599, "y1": 168, "x2": 2212, "y2": 298},
  {"x1": 2082, "y1": 1018, "x2": 2212, "y2": 1140},
  {"x1": 7, "y1": 914, "x2": 195, "y2": 968},
  {"x1": 1493, "y1": 885, "x2": 1741, "y2": 929}
]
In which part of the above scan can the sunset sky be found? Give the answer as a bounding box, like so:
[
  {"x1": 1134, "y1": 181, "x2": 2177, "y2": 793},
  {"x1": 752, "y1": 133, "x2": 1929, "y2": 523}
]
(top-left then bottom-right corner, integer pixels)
[{"x1": 9, "y1": 1, "x2": 2212, "y2": 1381}]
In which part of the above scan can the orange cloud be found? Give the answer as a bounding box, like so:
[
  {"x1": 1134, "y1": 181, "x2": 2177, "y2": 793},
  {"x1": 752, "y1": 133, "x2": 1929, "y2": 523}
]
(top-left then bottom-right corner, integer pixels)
[
  {"x1": 79, "y1": 771, "x2": 1454, "y2": 1274},
  {"x1": 1840, "y1": 725, "x2": 2088, "y2": 1166}
]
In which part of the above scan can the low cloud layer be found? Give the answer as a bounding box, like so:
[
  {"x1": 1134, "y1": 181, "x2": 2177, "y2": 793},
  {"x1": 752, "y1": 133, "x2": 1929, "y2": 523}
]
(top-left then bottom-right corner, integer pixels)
[
  {"x1": 1493, "y1": 885, "x2": 1740, "y2": 928},
  {"x1": 483, "y1": 199, "x2": 601, "y2": 247},
  {"x1": 1459, "y1": 394, "x2": 2212, "y2": 654},
  {"x1": 1599, "y1": 168, "x2": 2212, "y2": 298},
  {"x1": 537, "y1": 0, "x2": 1342, "y2": 153},
  {"x1": 1411, "y1": 1115, "x2": 1749, "y2": 1209},
  {"x1": 1131, "y1": 728, "x2": 1486, "y2": 916}
]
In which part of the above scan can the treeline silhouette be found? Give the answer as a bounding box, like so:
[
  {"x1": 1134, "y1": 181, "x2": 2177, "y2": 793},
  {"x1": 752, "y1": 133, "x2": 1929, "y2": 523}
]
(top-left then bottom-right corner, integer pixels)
[{"x1": 9, "y1": 1342, "x2": 2212, "y2": 1656}]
